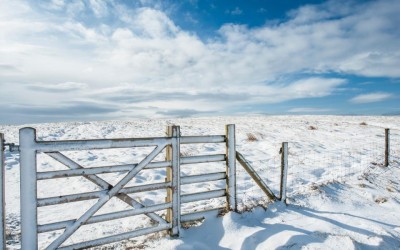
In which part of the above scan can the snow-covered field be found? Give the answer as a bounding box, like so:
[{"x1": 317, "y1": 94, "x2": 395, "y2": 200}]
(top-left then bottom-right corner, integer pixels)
[{"x1": 1, "y1": 115, "x2": 400, "y2": 249}]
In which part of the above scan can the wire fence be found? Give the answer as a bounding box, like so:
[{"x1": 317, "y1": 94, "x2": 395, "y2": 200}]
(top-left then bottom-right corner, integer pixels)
[
  {"x1": 390, "y1": 129, "x2": 400, "y2": 166},
  {"x1": 235, "y1": 127, "x2": 399, "y2": 211}
]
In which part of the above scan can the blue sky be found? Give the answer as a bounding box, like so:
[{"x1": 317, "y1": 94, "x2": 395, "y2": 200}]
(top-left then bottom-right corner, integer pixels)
[{"x1": 0, "y1": 0, "x2": 399, "y2": 124}]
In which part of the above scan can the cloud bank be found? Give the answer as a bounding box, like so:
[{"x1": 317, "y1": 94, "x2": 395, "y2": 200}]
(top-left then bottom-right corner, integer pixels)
[{"x1": 0, "y1": 0, "x2": 399, "y2": 123}]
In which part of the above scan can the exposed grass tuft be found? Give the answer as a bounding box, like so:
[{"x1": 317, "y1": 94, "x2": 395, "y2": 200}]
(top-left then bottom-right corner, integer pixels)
[
  {"x1": 246, "y1": 133, "x2": 258, "y2": 141},
  {"x1": 308, "y1": 125, "x2": 318, "y2": 130},
  {"x1": 375, "y1": 197, "x2": 388, "y2": 204}
]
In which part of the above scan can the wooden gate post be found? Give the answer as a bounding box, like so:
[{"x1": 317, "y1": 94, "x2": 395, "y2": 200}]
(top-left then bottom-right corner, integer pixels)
[
  {"x1": 0, "y1": 133, "x2": 5, "y2": 249},
  {"x1": 385, "y1": 128, "x2": 390, "y2": 167},
  {"x1": 280, "y1": 142, "x2": 289, "y2": 204},
  {"x1": 166, "y1": 126, "x2": 181, "y2": 236},
  {"x1": 225, "y1": 124, "x2": 237, "y2": 211},
  {"x1": 19, "y1": 128, "x2": 38, "y2": 250}
]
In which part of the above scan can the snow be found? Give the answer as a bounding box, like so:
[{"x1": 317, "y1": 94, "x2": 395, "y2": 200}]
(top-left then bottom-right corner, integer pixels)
[{"x1": 1, "y1": 115, "x2": 400, "y2": 249}]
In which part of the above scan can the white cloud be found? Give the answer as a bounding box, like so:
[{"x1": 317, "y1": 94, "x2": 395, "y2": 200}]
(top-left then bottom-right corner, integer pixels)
[
  {"x1": 88, "y1": 0, "x2": 109, "y2": 18},
  {"x1": 226, "y1": 7, "x2": 242, "y2": 15},
  {"x1": 257, "y1": 8, "x2": 267, "y2": 14},
  {"x1": 45, "y1": 0, "x2": 86, "y2": 17},
  {"x1": 283, "y1": 78, "x2": 346, "y2": 99},
  {"x1": 47, "y1": 0, "x2": 65, "y2": 10},
  {"x1": 350, "y1": 92, "x2": 393, "y2": 104},
  {"x1": 28, "y1": 82, "x2": 88, "y2": 92}
]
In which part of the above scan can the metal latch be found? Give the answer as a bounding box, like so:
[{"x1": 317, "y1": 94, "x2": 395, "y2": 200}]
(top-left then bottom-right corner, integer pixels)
[{"x1": 3, "y1": 142, "x2": 20, "y2": 152}]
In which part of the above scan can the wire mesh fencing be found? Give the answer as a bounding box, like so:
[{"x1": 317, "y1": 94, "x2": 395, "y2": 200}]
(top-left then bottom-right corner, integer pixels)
[
  {"x1": 288, "y1": 136, "x2": 385, "y2": 195},
  {"x1": 390, "y1": 129, "x2": 400, "y2": 166},
  {"x1": 235, "y1": 126, "x2": 395, "y2": 211},
  {"x1": 235, "y1": 143, "x2": 282, "y2": 212},
  {"x1": 291, "y1": 126, "x2": 399, "y2": 198}
]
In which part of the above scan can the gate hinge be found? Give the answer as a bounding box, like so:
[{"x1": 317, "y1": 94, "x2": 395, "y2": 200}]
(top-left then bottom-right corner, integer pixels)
[{"x1": 3, "y1": 142, "x2": 20, "y2": 152}]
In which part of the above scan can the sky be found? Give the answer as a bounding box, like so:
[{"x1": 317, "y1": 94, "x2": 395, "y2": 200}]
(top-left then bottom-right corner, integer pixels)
[{"x1": 0, "y1": 0, "x2": 399, "y2": 124}]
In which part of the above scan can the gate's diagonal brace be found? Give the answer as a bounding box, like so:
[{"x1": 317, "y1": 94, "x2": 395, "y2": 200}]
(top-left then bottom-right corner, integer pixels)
[
  {"x1": 46, "y1": 152, "x2": 166, "y2": 225},
  {"x1": 46, "y1": 144, "x2": 166, "y2": 250},
  {"x1": 236, "y1": 151, "x2": 277, "y2": 200}
]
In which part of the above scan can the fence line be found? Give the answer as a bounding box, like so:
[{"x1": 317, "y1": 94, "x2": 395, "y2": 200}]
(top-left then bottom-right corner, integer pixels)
[
  {"x1": 235, "y1": 127, "x2": 399, "y2": 209},
  {"x1": 1, "y1": 124, "x2": 399, "y2": 248}
]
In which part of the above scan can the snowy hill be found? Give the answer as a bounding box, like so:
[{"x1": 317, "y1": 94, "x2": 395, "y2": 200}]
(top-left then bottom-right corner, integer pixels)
[{"x1": 1, "y1": 115, "x2": 400, "y2": 249}]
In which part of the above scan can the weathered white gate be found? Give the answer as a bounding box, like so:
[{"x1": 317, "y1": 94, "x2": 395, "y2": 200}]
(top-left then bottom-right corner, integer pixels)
[{"x1": 17, "y1": 125, "x2": 236, "y2": 249}]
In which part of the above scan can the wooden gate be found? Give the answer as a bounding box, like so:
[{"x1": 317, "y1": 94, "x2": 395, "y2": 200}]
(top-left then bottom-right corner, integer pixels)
[{"x1": 18, "y1": 125, "x2": 236, "y2": 249}]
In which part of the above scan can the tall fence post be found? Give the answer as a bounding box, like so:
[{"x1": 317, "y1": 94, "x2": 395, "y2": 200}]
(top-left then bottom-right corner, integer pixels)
[
  {"x1": 166, "y1": 126, "x2": 181, "y2": 236},
  {"x1": 19, "y1": 128, "x2": 38, "y2": 250},
  {"x1": 280, "y1": 142, "x2": 288, "y2": 204},
  {"x1": 225, "y1": 124, "x2": 237, "y2": 212},
  {"x1": 0, "y1": 133, "x2": 5, "y2": 249},
  {"x1": 385, "y1": 128, "x2": 390, "y2": 167}
]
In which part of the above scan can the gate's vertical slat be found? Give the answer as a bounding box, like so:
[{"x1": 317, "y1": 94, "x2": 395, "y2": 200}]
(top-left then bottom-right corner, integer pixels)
[
  {"x1": 166, "y1": 126, "x2": 181, "y2": 236},
  {"x1": 19, "y1": 128, "x2": 38, "y2": 250},
  {"x1": 0, "y1": 133, "x2": 6, "y2": 249},
  {"x1": 225, "y1": 124, "x2": 237, "y2": 211},
  {"x1": 280, "y1": 142, "x2": 289, "y2": 204},
  {"x1": 166, "y1": 127, "x2": 172, "y2": 225}
]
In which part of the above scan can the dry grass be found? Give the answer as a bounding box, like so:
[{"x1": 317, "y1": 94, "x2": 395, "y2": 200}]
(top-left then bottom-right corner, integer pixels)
[
  {"x1": 246, "y1": 133, "x2": 258, "y2": 141},
  {"x1": 374, "y1": 197, "x2": 388, "y2": 204},
  {"x1": 180, "y1": 150, "x2": 192, "y2": 157},
  {"x1": 181, "y1": 219, "x2": 205, "y2": 229},
  {"x1": 308, "y1": 125, "x2": 318, "y2": 130}
]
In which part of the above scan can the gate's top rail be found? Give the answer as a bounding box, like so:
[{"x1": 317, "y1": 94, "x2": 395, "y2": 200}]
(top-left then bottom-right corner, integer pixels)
[
  {"x1": 181, "y1": 135, "x2": 225, "y2": 144},
  {"x1": 19, "y1": 128, "x2": 226, "y2": 152}
]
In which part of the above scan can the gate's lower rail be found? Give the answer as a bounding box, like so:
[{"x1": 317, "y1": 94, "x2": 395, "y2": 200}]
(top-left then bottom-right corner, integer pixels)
[{"x1": 57, "y1": 223, "x2": 172, "y2": 250}]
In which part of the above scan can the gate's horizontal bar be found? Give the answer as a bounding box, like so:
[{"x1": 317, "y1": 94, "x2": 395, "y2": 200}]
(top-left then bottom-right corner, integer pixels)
[
  {"x1": 38, "y1": 202, "x2": 171, "y2": 233},
  {"x1": 181, "y1": 172, "x2": 226, "y2": 185},
  {"x1": 181, "y1": 189, "x2": 226, "y2": 204},
  {"x1": 37, "y1": 182, "x2": 172, "y2": 207},
  {"x1": 121, "y1": 182, "x2": 171, "y2": 195},
  {"x1": 181, "y1": 135, "x2": 225, "y2": 144},
  {"x1": 37, "y1": 161, "x2": 171, "y2": 180},
  {"x1": 37, "y1": 190, "x2": 107, "y2": 207},
  {"x1": 181, "y1": 154, "x2": 225, "y2": 165},
  {"x1": 57, "y1": 223, "x2": 171, "y2": 250},
  {"x1": 37, "y1": 154, "x2": 225, "y2": 180},
  {"x1": 181, "y1": 207, "x2": 225, "y2": 223},
  {"x1": 35, "y1": 137, "x2": 172, "y2": 152},
  {"x1": 35, "y1": 135, "x2": 225, "y2": 152}
]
